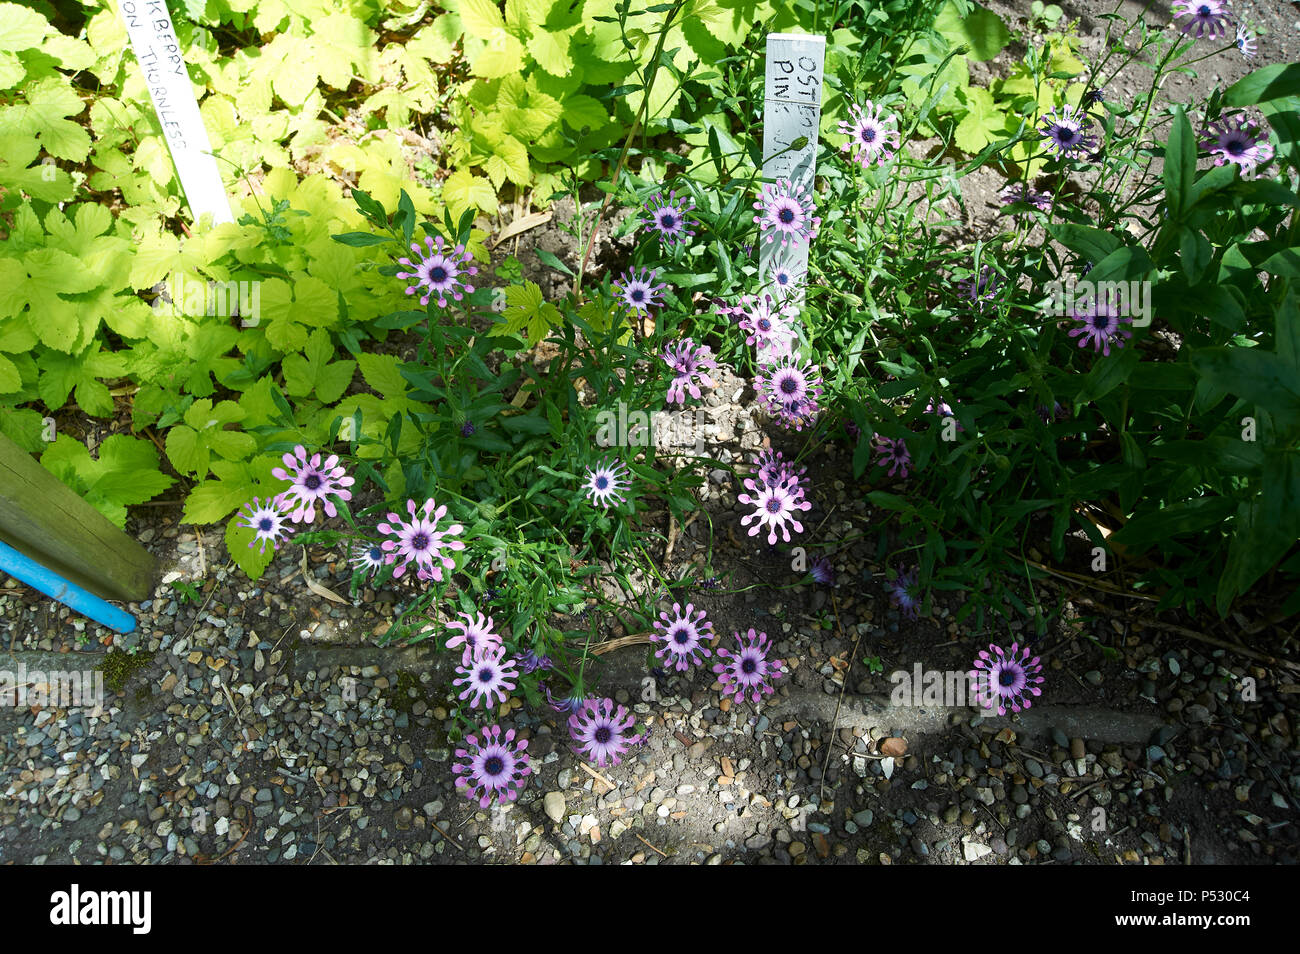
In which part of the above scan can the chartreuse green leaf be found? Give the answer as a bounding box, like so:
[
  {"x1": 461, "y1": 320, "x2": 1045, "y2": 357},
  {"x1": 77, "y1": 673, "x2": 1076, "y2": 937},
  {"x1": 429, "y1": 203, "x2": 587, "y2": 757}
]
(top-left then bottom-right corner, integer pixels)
[
  {"x1": 165, "y1": 398, "x2": 255, "y2": 479},
  {"x1": 39, "y1": 433, "x2": 174, "y2": 528},
  {"x1": 492, "y1": 281, "x2": 563, "y2": 346},
  {"x1": 283, "y1": 328, "x2": 356, "y2": 404}
]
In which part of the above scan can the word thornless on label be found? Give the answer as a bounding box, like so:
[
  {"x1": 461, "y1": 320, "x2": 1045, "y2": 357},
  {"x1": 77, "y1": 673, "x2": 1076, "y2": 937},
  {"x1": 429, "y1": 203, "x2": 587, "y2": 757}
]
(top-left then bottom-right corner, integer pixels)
[{"x1": 116, "y1": 0, "x2": 233, "y2": 225}]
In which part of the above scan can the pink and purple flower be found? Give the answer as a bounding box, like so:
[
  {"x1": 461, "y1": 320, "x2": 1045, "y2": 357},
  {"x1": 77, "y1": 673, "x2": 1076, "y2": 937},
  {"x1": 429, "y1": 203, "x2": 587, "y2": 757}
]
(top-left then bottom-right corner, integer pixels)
[
  {"x1": 271, "y1": 445, "x2": 355, "y2": 524},
  {"x1": 452, "y1": 724, "x2": 531, "y2": 808},
  {"x1": 838, "y1": 99, "x2": 901, "y2": 169},
  {"x1": 396, "y1": 234, "x2": 477, "y2": 308},
  {"x1": 753, "y1": 178, "x2": 821, "y2": 250},
  {"x1": 568, "y1": 697, "x2": 645, "y2": 767},
  {"x1": 713, "y1": 628, "x2": 786, "y2": 704},
  {"x1": 651, "y1": 602, "x2": 715, "y2": 671},
  {"x1": 453, "y1": 643, "x2": 518, "y2": 710},
  {"x1": 377, "y1": 497, "x2": 465, "y2": 582},
  {"x1": 969, "y1": 642, "x2": 1045, "y2": 715}
]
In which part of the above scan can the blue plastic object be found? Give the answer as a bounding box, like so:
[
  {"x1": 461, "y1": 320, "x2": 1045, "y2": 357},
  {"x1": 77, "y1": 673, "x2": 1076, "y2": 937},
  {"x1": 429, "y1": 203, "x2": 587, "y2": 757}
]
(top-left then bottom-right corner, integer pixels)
[{"x1": 0, "y1": 539, "x2": 137, "y2": 635}]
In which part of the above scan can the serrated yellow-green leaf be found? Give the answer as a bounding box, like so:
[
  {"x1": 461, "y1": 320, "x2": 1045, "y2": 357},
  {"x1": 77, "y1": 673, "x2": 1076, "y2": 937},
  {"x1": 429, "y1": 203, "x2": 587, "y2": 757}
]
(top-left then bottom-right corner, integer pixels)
[
  {"x1": 472, "y1": 27, "x2": 526, "y2": 78},
  {"x1": 442, "y1": 168, "x2": 498, "y2": 220},
  {"x1": 458, "y1": 0, "x2": 507, "y2": 38},
  {"x1": 527, "y1": 28, "x2": 572, "y2": 75},
  {"x1": 0, "y1": 76, "x2": 90, "y2": 161},
  {"x1": 495, "y1": 281, "x2": 562, "y2": 345},
  {"x1": 0, "y1": 3, "x2": 49, "y2": 52}
]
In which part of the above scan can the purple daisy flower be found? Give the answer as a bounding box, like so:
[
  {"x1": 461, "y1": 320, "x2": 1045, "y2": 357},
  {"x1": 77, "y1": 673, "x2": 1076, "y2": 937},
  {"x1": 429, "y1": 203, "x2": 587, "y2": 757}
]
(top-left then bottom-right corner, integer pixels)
[
  {"x1": 1201, "y1": 113, "x2": 1274, "y2": 179},
  {"x1": 757, "y1": 355, "x2": 824, "y2": 431},
  {"x1": 737, "y1": 293, "x2": 799, "y2": 364},
  {"x1": 753, "y1": 177, "x2": 821, "y2": 250},
  {"x1": 271, "y1": 445, "x2": 355, "y2": 524},
  {"x1": 737, "y1": 473, "x2": 812, "y2": 545},
  {"x1": 651, "y1": 602, "x2": 715, "y2": 672},
  {"x1": 1067, "y1": 295, "x2": 1133, "y2": 356},
  {"x1": 613, "y1": 266, "x2": 669, "y2": 316},
  {"x1": 453, "y1": 643, "x2": 519, "y2": 710},
  {"x1": 969, "y1": 642, "x2": 1045, "y2": 715},
  {"x1": 452, "y1": 724, "x2": 531, "y2": 808},
  {"x1": 376, "y1": 497, "x2": 466, "y2": 582},
  {"x1": 809, "y1": 555, "x2": 835, "y2": 586},
  {"x1": 1040, "y1": 104, "x2": 1098, "y2": 160},
  {"x1": 959, "y1": 264, "x2": 1001, "y2": 310},
  {"x1": 999, "y1": 182, "x2": 1052, "y2": 214},
  {"x1": 238, "y1": 496, "x2": 293, "y2": 554},
  {"x1": 1081, "y1": 87, "x2": 1106, "y2": 109},
  {"x1": 925, "y1": 398, "x2": 965, "y2": 432},
  {"x1": 765, "y1": 255, "x2": 806, "y2": 299},
  {"x1": 568, "y1": 697, "x2": 645, "y2": 767},
  {"x1": 1234, "y1": 25, "x2": 1256, "y2": 57},
  {"x1": 753, "y1": 448, "x2": 807, "y2": 489},
  {"x1": 662, "y1": 337, "x2": 718, "y2": 405},
  {"x1": 516, "y1": 650, "x2": 553, "y2": 674},
  {"x1": 582, "y1": 458, "x2": 630, "y2": 509},
  {"x1": 713, "y1": 628, "x2": 786, "y2": 704},
  {"x1": 544, "y1": 686, "x2": 588, "y2": 713},
  {"x1": 837, "y1": 99, "x2": 901, "y2": 169},
  {"x1": 641, "y1": 189, "x2": 697, "y2": 246},
  {"x1": 461, "y1": 420, "x2": 476, "y2": 437},
  {"x1": 873, "y1": 436, "x2": 912, "y2": 479},
  {"x1": 395, "y1": 234, "x2": 477, "y2": 308},
  {"x1": 349, "y1": 540, "x2": 387, "y2": 579},
  {"x1": 445, "y1": 610, "x2": 502, "y2": 665},
  {"x1": 887, "y1": 567, "x2": 922, "y2": 620},
  {"x1": 1036, "y1": 401, "x2": 1068, "y2": 424},
  {"x1": 1172, "y1": 0, "x2": 1234, "y2": 39}
]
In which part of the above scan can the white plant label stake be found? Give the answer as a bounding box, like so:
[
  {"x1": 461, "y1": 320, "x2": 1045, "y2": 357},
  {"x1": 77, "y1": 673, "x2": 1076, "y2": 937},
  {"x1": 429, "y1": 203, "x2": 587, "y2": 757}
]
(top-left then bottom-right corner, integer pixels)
[
  {"x1": 760, "y1": 33, "x2": 825, "y2": 305},
  {"x1": 116, "y1": 0, "x2": 233, "y2": 225}
]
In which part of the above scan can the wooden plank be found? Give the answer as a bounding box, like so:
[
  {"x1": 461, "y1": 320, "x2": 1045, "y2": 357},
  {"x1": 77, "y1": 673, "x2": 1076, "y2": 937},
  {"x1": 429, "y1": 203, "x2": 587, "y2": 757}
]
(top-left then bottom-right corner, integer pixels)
[{"x1": 0, "y1": 431, "x2": 157, "y2": 602}]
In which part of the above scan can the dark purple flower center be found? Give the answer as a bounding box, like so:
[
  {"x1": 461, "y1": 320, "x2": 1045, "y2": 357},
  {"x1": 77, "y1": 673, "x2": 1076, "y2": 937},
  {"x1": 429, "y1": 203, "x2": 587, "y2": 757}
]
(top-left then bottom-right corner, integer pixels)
[
  {"x1": 1226, "y1": 137, "x2": 1247, "y2": 156},
  {"x1": 1093, "y1": 314, "x2": 1111, "y2": 329},
  {"x1": 778, "y1": 207, "x2": 796, "y2": 225},
  {"x1": 368, "y1": 547, "x2": 382, "y2": 562},
  {"x1": 999, "y1": 667, "x2": 1019, "y2": 687},
  {"x1": 631, "y1": 288, "x2": 645, "y2": 302},
  {"x1": 411, "y1": 532, "x2": 430, "y2": 551},
  {"x1": 758, "y1": 318, "x2": 771, "y2": 331},
  {"x1": 1056, "y1": 127, "x2": 1078, "y2": 145},
  {"x1": 780, "y1": 376, "x2": 799, "y2": 395},
  {"x1": 766, "y1": 498, "x2": 783, "y2": 514},
  {"x1": 304, "y1": 474, "x2": 322, "y2": 490},
  {"x1": 461, "y1": 421, "x2": 476, "y2": 436},
  {"x1": 741, "y1": 657, "x2": 758, "y2": 674},
  {"x1": 861, "y1": 126, "x2": 877, "y2": 143},
  {"x1": 430, "y1": 265, "x2": 449, "y2": 283},
  {"x1": 484, "y1": 755, "x2": 504, "y2": 775},
  {"x1": 659, "y1": 212, "x2": 676, "y2": 228},
  {"x1": 595, "y1": 475, "x2": 609, "y2": 490},
  {"x1": 595, "y1": 726, "x2": 612, "y2": 744},
  {"x1": 258, "y1": 517, "x2": 273, "y2": 531},
  {"x1": 478, "y1": 667, "x2": 494, "y2": 683},
  {"x1": 674, "y1": 628, "x2": 690, "y2": 644},
  {"x1": 1198, "y1": 4, "x2": 1211, "y2": 15}
]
